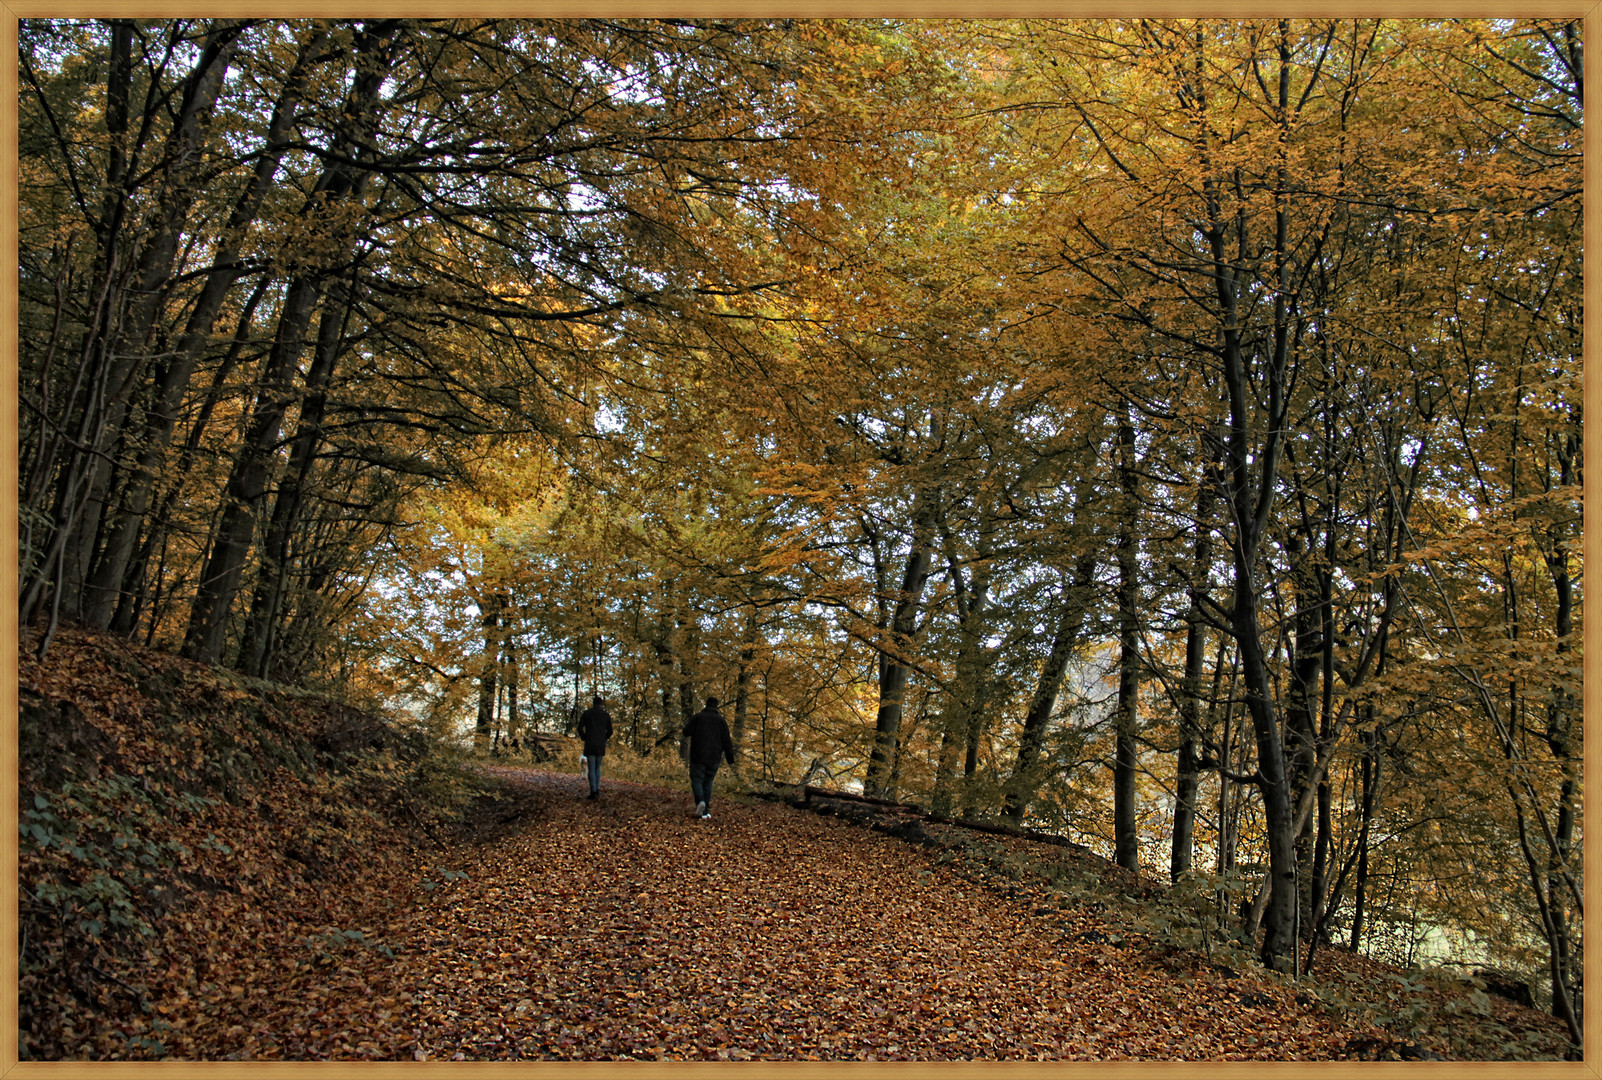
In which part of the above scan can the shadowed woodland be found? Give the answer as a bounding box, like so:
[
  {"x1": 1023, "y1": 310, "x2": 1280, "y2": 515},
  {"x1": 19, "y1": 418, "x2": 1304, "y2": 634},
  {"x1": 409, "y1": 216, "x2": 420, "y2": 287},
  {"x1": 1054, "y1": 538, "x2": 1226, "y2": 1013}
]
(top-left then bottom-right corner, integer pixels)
[{"x1": 16, "y1": 18, "x2": 1582, "y2": 1059}]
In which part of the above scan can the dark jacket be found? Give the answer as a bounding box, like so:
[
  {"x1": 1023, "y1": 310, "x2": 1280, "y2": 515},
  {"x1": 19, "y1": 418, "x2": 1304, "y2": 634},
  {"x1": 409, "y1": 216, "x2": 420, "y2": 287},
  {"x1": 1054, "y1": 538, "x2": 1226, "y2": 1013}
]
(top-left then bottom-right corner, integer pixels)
[
  {"x1": 577, "y1": 705, "x2": 613, "y2": 756},
  {"x1": 682, "y1": 707, "x2": 736, "y2": 767}
]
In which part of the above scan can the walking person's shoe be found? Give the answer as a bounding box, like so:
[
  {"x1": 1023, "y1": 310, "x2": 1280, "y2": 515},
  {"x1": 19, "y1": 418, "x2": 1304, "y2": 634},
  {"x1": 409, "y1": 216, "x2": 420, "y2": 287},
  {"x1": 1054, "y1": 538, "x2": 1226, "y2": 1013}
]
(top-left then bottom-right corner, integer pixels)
[
  {"x1": 588, "y1": 790, "x2": 599, "y2": 800},
  {"x1": 695, "y1": 801, "x2": 707, "y2": 818},
  {"x1": 701, "y1": 810, "x2": 712, "y2": 820}
]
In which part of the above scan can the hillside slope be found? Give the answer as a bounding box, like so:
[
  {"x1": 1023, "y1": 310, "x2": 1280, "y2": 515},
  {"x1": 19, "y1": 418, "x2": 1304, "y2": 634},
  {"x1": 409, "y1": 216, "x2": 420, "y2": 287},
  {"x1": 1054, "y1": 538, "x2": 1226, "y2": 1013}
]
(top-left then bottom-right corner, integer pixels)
[
  {"x1": 18, "y1": 628, "x2": 463, "y2": 1059},
  {"x1": 15, "y1": 629, "x2": 1573, "y2": 1060}
]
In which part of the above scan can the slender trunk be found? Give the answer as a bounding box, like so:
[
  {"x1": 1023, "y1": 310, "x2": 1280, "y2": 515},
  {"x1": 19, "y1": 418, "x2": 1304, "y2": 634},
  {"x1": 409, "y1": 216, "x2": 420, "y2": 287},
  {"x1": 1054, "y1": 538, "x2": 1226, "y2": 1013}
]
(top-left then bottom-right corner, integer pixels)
[
  {"x1": 656, "y1": 632, "x2": 675, "y2": 741},
  {"x1": 1216, "y1": 698, "x2": 1238, "y2": 878},
  {"x1": 1113, "y1": 412, "x2": 1140, "y2": 873},
  {"x1": 932, "y1": 718, "x2": 961, "y2": 817},
  {"x1": 1309, "y1": 770, "x2": 1332, "y2": 939},
  {"x1": 19, "y1": 232, "x2": 76, "y2": 534},
  {"x1": 1307, "y1": 479, "x2": 1340, "y2": 937},
  {"x1": 1283, "y1": 525, "x2": 1322, "y2": 924},
  {"x1": 1542, "y1": 432, "x2": 1580, "y2": 1022},
  {"x1": 931, "y1": 513, "x2": 996, "y2": 818},
  {"x1": 110, "y1": 277, "x2": 269, "y2": 636},
  {"x1": 734, "y1": 611, "x2": 756, "y2": 753},
  {"x1": 864, "y1": 479, "x2": 938, "y2": 801},
  {"x1": 931, "y1": 537, "x2": 969, "y2": 817},
  {"x1": 958, "y1": 698, "x2": 989, "y2": 818},
  {"x1": 1213, "y1": 646, "x2": 1242, "y2": 934},
  {"x1": 1218, "y1": 24, "x2": 1300, "y2": 974},
  {"x1": 20, "y1": 20, "x2": 135, "y2": 628},
  {"x1": 1349, "y1": 717, "x2": 1383, "y2": 952},
  {"x1": 73, "y1": 25, "x2": 247, "y2": 621},
  {"x1": 1172, "y1": 740, "x2": 1201, "y2": 879},
  {"x1": 1220, "y1": 302, "x2": 1298, "y2": 973},
  {"x1": 180, "y1": 275, "x2": 325, "y2": 662},
  {"x1": 1211, "y1": 640, "x2": 1236, "y2": 890},
  {"x1": 1305, "y1": 751, "x2": 1373, "y2": 976},
  {"x1": 1511, "y1": 789, "x2": 1582, "y2": 1045},
  {"x1": 476, "y1": 589, "x2": 502, "y2": 750},
  {"x1": 1003, "y1": 554, "x2": 1097, "y2": 824},
  {"x1": 237, "y1": 284, "x2": 351, "y2": 676},
  {"x1": 1172, "y1": 430, "x2": 1221, "y2": 880},
  {"x1": 504, "y1": 641, "x2": 520, "y2": 744}
]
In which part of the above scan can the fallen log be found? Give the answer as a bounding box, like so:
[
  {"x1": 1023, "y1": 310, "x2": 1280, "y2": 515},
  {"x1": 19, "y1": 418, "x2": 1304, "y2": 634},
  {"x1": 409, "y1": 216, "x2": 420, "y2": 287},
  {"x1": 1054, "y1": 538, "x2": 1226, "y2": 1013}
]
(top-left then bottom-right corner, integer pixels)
[
  {"x1": 800, "y1": 786, "x2": 922, "y2": 812},
  {"x1": 923, "y1": 813, "x2": 1090, "y2": 853},
  {"x1": 786, "y1": 784, "x2": 1089, "y2": 853}
]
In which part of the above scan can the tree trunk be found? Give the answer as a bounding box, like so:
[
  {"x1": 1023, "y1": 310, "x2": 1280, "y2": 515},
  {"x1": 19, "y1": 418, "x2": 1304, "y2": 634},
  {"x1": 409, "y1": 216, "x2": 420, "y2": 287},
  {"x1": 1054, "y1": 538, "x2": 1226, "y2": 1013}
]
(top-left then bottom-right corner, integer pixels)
[
  {"x1": 1172, "y1": 739, "x2": 1201, "y2": 881},
  {"x1": 110, "y1": 277, "x2": 269, "y2": 636},
  {"x1": 863, "y1": 480, "x2": 937, "y2": 801},
  {"x1": 1348, "y1": 724, "x2": 1378, "y2": 953},
  {"x1": 734, "y1": 624, "x2": 755, "y2": 754},
  {"x1": 1307, "y1": 486, "x2": 1339, "y2": 939},
  {"x1": 929, "y1": 512, "x2": 995, "y2": 818},
  {"x1": 957, "y1": 534, "x2": 995, "y2": 821},
  {"x1": 1541, "y1": 431, "x2": 1580, "y2": 1022},
  {"x1": 70, "y1": 24, "x2": 247, "y2": 624},
  {"x1": 656, "y1": 633, "x2": 676, "y2": 740},
  {"x1": 1002, "y1": 554, "x2": 1097, "y2": 824},
  {"x1": 1283, "y1": 526, "x2": 1322, "y2": 928},
  {"x1": 180, "y1": 274, "x2": 327, "y2": 663},
  {"x1": 237, "y1": 284, "x2": 351, "y2": 677},
  {"x1": 1213, "y1": 25, "x2": 1301, "y2": 974},
  {"x1": 1220, "y1": 300, "x2": 1298, "y2": 971},
  {"x1": 1113, "y1": 412, "x2": 1140, "y2": 873},
  {"x1": 476, "y1": 590, "x2": 503, "y2": 751},
  {"x1": 676, "y1": 615, "x2": 698, "y2": 728},
  {"x1": 20, "y1": 19, "x2": 136, "y2": 629},
  {"x1": 1171, "y1": 429, "x2": 1220, "y2": 880},
  {"x1": 1208, "y1": 646, "x2": 1244, "y2": 937},
  {"x1": 504, "y1": 640, "x2": 521, "y2": 745}
]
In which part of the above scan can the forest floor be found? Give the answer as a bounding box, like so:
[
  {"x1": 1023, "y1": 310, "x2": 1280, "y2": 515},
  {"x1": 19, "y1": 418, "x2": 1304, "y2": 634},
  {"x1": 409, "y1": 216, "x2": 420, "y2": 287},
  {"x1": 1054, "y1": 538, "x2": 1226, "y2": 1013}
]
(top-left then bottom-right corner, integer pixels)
[
  {"x1": 397, "y1": 766, "x2": 1363, "y2": 1061},
  {"x1": 18, "y1": 628, "x2": 1575, "y2": 1062},
  {"x1": 158, "y1": 767, "x2": 1573, "y2": 1062}
]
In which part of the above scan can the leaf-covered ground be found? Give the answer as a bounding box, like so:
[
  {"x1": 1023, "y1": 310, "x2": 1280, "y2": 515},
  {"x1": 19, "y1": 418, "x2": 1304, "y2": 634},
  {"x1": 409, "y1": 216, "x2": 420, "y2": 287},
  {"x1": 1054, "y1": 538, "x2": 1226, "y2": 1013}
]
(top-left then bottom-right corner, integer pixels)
[
  {"x1": 19, "y1": 629, "x2": 1574, "y2": 1061},
  {"x1": 152, "y1": 767, "x2": 1567, "y2": 1062},
  {"x1": 397, "y1": 768, "x2": 1368, "y2": 1061}
]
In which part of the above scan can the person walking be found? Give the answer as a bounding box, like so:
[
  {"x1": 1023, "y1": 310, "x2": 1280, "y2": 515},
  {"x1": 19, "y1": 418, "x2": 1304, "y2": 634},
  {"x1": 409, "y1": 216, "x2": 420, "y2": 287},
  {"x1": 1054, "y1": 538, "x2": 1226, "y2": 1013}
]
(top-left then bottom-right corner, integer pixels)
[
  {"x1": 576, "y1": 695, "x2": 613, "y2": 800},
  {"x1": 681, "y1": 696, "x2": 736, "y2": 819}
]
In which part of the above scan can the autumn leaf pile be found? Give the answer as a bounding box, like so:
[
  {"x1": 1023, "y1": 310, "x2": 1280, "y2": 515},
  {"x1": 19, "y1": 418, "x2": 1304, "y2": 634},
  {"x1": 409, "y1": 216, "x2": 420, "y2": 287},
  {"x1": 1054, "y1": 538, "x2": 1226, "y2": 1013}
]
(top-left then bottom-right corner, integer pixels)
[{"x1": 17, "y1": 629, "x2": 1573, "y2": 1061}]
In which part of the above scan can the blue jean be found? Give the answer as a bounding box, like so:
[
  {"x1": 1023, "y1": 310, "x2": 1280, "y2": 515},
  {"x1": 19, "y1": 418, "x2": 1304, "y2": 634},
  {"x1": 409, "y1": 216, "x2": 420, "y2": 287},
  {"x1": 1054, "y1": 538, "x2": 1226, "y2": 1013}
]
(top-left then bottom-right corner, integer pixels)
[
  {"x1": 689, "y1": 761, "x2": 720, "y2": 808},
  {"x1": 586, "y1": 754, "x2": 602, "y2": 792}
]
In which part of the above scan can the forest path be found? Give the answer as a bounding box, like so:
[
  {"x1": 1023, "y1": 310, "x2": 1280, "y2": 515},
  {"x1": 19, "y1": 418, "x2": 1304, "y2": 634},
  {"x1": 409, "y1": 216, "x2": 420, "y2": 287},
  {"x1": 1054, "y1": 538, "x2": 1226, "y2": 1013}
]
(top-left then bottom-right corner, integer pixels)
[{"x1": 383, "y1": 766, "x2": 1355, "y2": 1061}]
